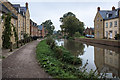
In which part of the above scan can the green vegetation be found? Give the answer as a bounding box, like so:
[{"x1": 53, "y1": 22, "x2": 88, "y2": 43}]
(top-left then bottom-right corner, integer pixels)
[
  {"x1": 60, "y1": 12, "x2": 85, "y2": 37},
  {"x1": 42, "y1": 20, "x2": 55, "y2": 36},
  {"x1": 115, "y1": 34, "x2": 120, "y2": 40},
  {"x1": 0, "y1": 55, "x2": 5, "y2": 59},
  {"x1": 2, "y1": 13, "x2": 12, "y2": 49},
  {"x1": 36, "y1": 38, "x2": 99, "y2": 79},
  {"x1": 80, "y1": 36, "x2": 86, "y2": 38}
]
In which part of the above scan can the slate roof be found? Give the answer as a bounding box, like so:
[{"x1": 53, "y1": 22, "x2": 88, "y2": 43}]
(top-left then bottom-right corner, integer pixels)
[
  {"x1": 13, "y1": 4, "x2": 27, "y2": 16},
  {"x1": 99, "y1": 9, "x2": 119, "y2": 20},
  {"x1": 13, "y1": 4, "x2": 20, "y2": 12},
  {"x1": 30, "y1": 19, "x2": 37, "y2": 27},
  {"x1": 0, "y1": 3, "x2": 17, "y2": 19},
  {"x1": 38, "y1": 25, "x2": 43, "y2": 30}
]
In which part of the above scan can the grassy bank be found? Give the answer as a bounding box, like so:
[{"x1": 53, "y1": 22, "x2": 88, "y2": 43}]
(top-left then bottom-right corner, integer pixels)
[{"x1": 36, "y1": 40, "x2": 99, "y2": 79}]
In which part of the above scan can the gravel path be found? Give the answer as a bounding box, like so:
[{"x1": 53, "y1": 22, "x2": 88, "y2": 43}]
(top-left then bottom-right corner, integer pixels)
[{"x1": 2, "y1": 40, "x2": 50, "y2": 78}]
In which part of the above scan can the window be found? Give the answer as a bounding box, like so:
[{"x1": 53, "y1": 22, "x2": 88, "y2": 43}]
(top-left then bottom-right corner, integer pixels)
[
  {"x1": 97, "y1": 25, "x2": 99, "y2": 28},
  {"x1": 19, "y1": 20, "x2": 20, "y2": 28},
  {"x1": 106, "y1": 31, "x2": 108, "y2": 37},
  {"x1": 110, "y1": 22, "x2": 112, "y2": 28},
  {"x1": 19, "y1": 33, "x2": 21, "y2": 40},
  {"x1": 107, "y1": 13, "x2": 109, "y2": 18},
  {"x1": 97, "y1": 31, "x2": 99, "y2": 38},
  {"x1": 97, "y1": 17, "x2": 99, "y2": 21},
  {"x1": 114, "y1": 21, "x2": 117, "y2": 27},
  {"x1": 115, "y1": 31, "x2": 117, "y2": 35},
  {"x1": 1, "y1": 13, "x2": 3, "y2": 23},
  {"x1": 14, "y1": 20, "x2": 16, "y2": 26},
  {"x1": 106, "y1": 22, "x2": 108, "y2": 28},
  {"x1": 115, "y1": 11, "x2": 118, "y2": 16}
]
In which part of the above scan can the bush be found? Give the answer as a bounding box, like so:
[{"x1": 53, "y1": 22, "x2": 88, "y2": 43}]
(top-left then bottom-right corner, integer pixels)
[
  {"x1": 115, "y1": 34, "x2": 120, "y2": 40},
  {"x1": 74, "y1": 32, "x2": 81, "y2": 37},
  {"x1": 46, "y1": 37, "x2": 54, "y2": 45}
]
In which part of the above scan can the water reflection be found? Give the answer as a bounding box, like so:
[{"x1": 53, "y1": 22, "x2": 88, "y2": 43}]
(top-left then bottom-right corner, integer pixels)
[
  {"x1": 95, "y1": 47, "x2": 120, "y2": 78},
  {"x1": 56, "y1": 39, "x2": 85, "y2": 56},
  {"x1": 56, "y1": 39, "x2": 120, "y2": 78}
]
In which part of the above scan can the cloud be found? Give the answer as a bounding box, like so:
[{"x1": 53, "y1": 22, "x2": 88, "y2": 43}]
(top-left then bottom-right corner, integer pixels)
[{"x1": 7, "y1": 1, "x2": 118, "y2": 30}]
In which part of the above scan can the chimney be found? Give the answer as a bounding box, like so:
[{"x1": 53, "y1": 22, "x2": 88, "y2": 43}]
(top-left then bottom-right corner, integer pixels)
[
  {"x1": 112, "y1": 6, "x2": 115, "y2": 11},
  {"x1": 26, "y1": 2, "x2": 28, "y2": 9},
  {"x1": 97, "y1": 7, "x2": 100, "y2": 11}
]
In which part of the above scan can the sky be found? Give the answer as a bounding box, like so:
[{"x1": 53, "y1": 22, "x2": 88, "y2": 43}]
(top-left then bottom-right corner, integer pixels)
[{"x1": 8, "y1": 0, "x2": 119, "y2": 30}]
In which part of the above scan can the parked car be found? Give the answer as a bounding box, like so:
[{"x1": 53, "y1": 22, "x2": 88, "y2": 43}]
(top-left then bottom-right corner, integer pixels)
[{"x1": 85, "y1": 34, "x2": 94, "y2": 38}]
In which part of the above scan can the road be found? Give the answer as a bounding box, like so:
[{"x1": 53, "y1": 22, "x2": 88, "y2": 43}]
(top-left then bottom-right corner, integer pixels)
[{"x1": 2, "y1": 40, "x2": 50, "y2": 78}]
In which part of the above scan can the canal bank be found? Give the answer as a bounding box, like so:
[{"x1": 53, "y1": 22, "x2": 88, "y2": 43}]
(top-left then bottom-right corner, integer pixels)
[{"x1": 75, "y1": 38, "x2": 120, "y2": 47}]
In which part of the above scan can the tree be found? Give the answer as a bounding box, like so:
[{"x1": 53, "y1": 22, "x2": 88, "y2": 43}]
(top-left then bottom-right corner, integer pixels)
[
  {"x1": 42, "y1": 20, "x2": 55, "y2": 36},
  {"x1": 2, "y1": 13, "x2": 12, "y2": 49},
  {"x1": 60, "y1": 12, "x2": 85, "y2": 37}
]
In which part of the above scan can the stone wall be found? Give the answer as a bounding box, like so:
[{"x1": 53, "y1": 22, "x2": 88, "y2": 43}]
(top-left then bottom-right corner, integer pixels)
[{"x1": 75, "y1": 38, "x2": 120, "y2": 47}]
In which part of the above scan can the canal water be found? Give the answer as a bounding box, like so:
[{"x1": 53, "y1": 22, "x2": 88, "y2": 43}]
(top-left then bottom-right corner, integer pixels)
[{"x1": 55, "y1": 39, "x2": 120, "y2": 78}]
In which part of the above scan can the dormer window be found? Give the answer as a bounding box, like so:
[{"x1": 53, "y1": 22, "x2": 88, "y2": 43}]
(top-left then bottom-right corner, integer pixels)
[
  {"x1": 106, "y1": 13, "x2": 109, "y2": 18},
  {"x1": 19, "y1": 8, "x2": 20, "y2": 13},
  {"x1": 23, "y1": 12, "x2": 24, "y2": 16},
  {"x1": 115, "y1": 11, "x2": 118, "y2": 16}
]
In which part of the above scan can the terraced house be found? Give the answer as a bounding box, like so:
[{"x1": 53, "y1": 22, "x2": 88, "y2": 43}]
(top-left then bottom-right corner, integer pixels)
[
  {"x1": 13, "y1": 2, "x2": 30, "y2": 39},
  {"x1": 94, "y1": 6, "x2": 120, "y2": 39},
  {"x1": 0, "y1": 0, "x2": 30, "y2": 48},
  {"x1": 30, "y1": 19, "x2": 38, "y2": 37}
]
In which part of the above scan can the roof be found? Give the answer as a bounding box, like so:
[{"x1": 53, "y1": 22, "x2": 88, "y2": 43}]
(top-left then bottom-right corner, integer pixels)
[
  {"x1": 13, "y1": 4, "x2": 27, "y2": 16},
  {"x1": 38, "y1": 25, "x2": 43, "y2": 30},
  {"x1": 13, "y1": 4, "x2": 20, "y2": 12},
  {"x1": 0, "y1": 3, "x2": 17, "y2": 19},
  {"x1": 30, "y1": 19, "x2": 37, "y2": 27},
  {"x1": 99, "y1": 9, "x2": 119, "y2": 20}
]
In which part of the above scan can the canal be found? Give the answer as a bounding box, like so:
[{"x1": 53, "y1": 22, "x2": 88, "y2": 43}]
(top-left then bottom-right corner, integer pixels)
[{"x1": 56, "y1": 39, "x2": 120, "y2": 78}]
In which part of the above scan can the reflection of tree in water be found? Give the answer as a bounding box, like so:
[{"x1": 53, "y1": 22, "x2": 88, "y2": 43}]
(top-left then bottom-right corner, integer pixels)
[{"x1": 64, "y1": 40, "x2": 85, "y2": 57}]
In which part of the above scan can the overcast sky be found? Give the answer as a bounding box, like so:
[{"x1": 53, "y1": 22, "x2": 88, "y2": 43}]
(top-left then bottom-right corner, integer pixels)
[{"x1": 8, "y1": 0, "x2": 119, "y2": 30}]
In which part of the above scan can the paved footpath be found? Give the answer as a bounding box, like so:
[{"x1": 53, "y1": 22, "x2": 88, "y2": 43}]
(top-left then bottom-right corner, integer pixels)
[{"x1": 2, "y1": 40, "x2": 50, "y2": 78}]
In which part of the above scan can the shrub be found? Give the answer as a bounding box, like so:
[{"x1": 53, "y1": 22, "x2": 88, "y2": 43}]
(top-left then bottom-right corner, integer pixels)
[
  {"x1": 115, "y1": 34, "x2": 120, "y2": 40},
  {"x1": 54, "y1": 47, "x2": 63, "y2": 58},
  {"x1": 74, "y1": 32, "x2": 81, "y2": 37},
  {"x1": 46, "y1": 37, "x2": 54, "y2": 45}
]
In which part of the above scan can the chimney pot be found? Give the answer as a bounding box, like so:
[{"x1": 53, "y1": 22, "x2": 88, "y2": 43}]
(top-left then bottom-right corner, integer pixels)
[
  {"x1": 112, "y1": 6, "x2": 115, "y2": 11},
  {"x1": 97, "y1": 7, "x2": 100, "y2": 11},
  {"x1": 26, "y1": 2, "x2": 28, "y2": 9}
]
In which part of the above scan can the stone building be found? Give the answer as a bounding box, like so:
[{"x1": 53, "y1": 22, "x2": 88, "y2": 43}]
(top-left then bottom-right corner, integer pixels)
[
  {"x1": 94, "y1": 7, "x2": 104, "y2": 39},
  {"x1": 13, "y1": 4, "x2": 25, "y2": 40},
  {"x1": 0, "y1": 1, "x2": 18, "y2": 47},
  {"x1": 94, "y1": 6, "x2": 120, "y2": 39},
  {"x1": 30, "y1": 19, "x2": 38, "y2": 37},
  {"x1": 0, "y1": 0, "x2": 31, "y2": 48}
]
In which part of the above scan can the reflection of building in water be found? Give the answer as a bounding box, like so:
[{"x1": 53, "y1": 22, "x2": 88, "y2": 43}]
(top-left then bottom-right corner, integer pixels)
[
  {"x1": 94, "y1": 47, "x2": 120, "y2": 78},
  {"x1": 94, "y1": 47, "x2": 105, "y2": 73}
]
